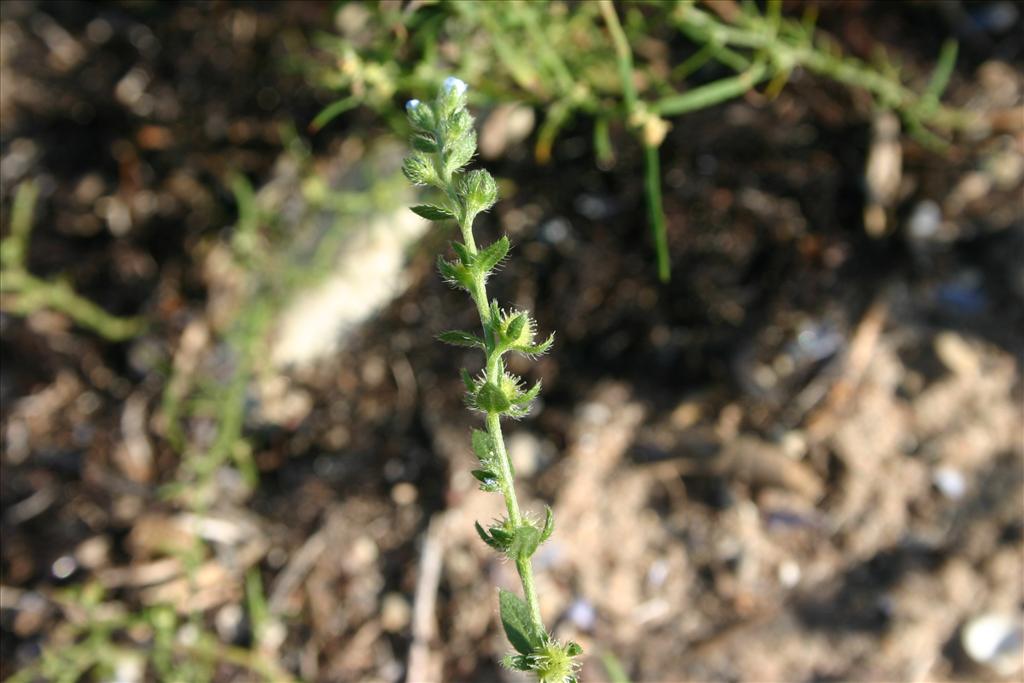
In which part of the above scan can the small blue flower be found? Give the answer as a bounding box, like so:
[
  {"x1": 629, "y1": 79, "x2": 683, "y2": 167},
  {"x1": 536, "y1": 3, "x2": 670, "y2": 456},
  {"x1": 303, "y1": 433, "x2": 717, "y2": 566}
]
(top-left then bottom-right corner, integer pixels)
[
  {"x1": 406, "y1": 99, "x2": 421, "y2": 112},
  {"x1": 442, "y1": 76, "x2": 467, "y2": 96}
]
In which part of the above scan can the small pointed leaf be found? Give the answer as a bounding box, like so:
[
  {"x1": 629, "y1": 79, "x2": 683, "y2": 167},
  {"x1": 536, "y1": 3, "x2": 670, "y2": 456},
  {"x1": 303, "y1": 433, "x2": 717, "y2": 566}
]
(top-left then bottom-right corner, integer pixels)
[
  {"x1": 501, "y1": 654, "x2": 533, "y2": 672},
  {"x1": 499, "y1": 589, "x2": 539, "y2": 655},
  {"x1": 460, "y1": 368, "x2": 476, "y2": 392},
  {"x1": 437, "y1": 330, "x2": 485, "y2": 348},
  {"x1": 512, "y1": 380, "x2": 542, "y2": 405},
  {"x1": 475, "y1": 236, "x2": 509, "y2": 275},
  {"x1": 521, "y1": 332, "x2": 555, "y2": 357},
  {"x1": 470, "y1": 469, "x2": 500, "y2": 491},
  {"x1": 489, "y1": 525, "x2": 514, "y2": 545},
  {"x1": 476, "y1": 381, "x2": 511, "y2": 413},
  {"x1": 511, "y1": 524, "x2": 542, "y2": 562},
  {"x1": 504, "y1": 314, "x2": 526, "y2": 344},
  {"x1": 472, "y1": 429, "x2": 494, "y2": 463},
  {"x1": 475, "y1": 521, "x2": 502, "y2": 550},
  {"x1": 411, "y1": 204, "x2": 454, "y2": 221},
  {"x1": 437, "y1": 256, "x2": 473, "y2": 290},
  {"x1": 411, "y1": 134, "x2": 438, "y2": 153},
  {"x1": 540, "y1": 506, "x2": 555, "y2": 543},
  {"x1": 451, "y1": 241, "x2": 473, "y2": 266}
]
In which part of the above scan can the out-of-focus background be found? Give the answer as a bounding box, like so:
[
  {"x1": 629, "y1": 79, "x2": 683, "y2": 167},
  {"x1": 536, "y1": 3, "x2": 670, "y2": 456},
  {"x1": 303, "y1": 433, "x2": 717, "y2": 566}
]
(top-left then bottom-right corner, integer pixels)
[{"x1": 1, "y1": 1, "x2": 1022, "y2": 681}]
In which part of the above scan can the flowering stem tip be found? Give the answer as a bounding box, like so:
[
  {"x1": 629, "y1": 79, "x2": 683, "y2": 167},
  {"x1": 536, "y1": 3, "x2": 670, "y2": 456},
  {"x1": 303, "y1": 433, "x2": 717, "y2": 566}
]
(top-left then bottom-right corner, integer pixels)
[{"x1": 402, "y1": 78, "x2": 581, "y2": 682}]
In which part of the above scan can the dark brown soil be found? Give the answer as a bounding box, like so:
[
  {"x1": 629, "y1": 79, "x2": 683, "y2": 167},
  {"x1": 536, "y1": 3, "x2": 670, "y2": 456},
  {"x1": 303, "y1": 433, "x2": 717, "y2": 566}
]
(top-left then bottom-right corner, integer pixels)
[{"x1": 1, "y1": 2, "x2": 1021, "y2": 682}]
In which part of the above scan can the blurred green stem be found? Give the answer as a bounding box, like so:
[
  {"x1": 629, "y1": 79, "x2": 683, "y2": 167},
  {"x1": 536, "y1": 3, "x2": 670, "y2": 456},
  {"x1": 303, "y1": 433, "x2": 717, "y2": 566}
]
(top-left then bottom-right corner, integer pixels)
[{"x1": 600, "y1": 0, "x2": 672, "y2": 282}]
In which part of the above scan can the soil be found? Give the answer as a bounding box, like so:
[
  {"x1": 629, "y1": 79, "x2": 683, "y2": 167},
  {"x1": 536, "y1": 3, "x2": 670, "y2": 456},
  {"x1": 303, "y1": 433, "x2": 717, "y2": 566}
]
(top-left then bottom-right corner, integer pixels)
[{"x1": 1, "y1": 2, "x2": 1022, "y2": 682}]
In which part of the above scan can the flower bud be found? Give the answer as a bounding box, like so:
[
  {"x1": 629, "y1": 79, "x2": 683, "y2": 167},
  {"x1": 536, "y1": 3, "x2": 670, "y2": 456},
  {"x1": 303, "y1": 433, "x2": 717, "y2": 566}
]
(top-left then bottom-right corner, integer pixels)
[
  {"x1": 402, "y1": 153, "x2": 438, "y2": 187},
  {"x1": 405, "y1": 99, "x2": 435, "y2": 131},
  {"x1": 437, "y1": 75, "x2": 468, "y2": 117},
  {"x1": 443, "y1": 76, "x2": 467, "y2": 97},
  {"x1": 458, "y1": 169, "x2": 497, "y2": 224}
]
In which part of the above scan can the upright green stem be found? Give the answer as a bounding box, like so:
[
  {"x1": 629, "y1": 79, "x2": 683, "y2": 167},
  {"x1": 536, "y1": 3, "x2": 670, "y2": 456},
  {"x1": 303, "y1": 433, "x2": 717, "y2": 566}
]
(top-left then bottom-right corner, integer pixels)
[
  {"x1": 468, "y1": 241, "x2": 544, "y2": 635},
  {"x1": 405, "y1": 81, "x2": 580, "y2": 680},
  {"x1": 445, "y1": 128, "x2": 545, "y2": 633},
  {"x1": 448, "y1": 141, "x2": 543, "y2": 628}
]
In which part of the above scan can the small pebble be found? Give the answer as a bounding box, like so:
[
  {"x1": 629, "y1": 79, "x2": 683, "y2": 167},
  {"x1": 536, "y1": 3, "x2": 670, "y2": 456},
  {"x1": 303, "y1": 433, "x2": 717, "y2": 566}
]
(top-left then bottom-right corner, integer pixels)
[
  {"x1": 567, "y1": 598, "x2": 596, "y2": 631},
  {"x1": 907, "y1": 200, "x2": 942, "y2": 240},
  {"x1": 381, "y1": 593, "x2": 411, "y2": 632},
  {"x1": 962, "y1": 613, "x2": 1024, "y2": 675},
  {"x1": 933, "y1": 466, "x2": 966, "y2": 500},
  {"x1": 778, "y1": 560, "x2": 802, "y2": 588},
  {"x1": 75, "y1": 536, "x2": 111, "y2": 570},
  {"x1": 647, "y1": 559, "x2": 670, "y2": 589},
  {"x1": 51, "y1": 555, "x2": 76, "y2": 580},
  {"x1": 391, "y1": 482, "x2": 418, "y2": 505},
  {"x1": 215, "y1": 604, "x2": 243, "y2": 642}
]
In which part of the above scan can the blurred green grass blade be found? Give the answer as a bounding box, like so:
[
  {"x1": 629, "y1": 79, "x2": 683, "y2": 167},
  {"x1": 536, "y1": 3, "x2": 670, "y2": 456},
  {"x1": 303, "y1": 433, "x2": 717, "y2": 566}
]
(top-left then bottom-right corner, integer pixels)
[
  {"x1": 310, "y1": 95, "x2": 358, "y2": 132},
  {"x1": 246, "y1": 568, "x2": 269, "y2": 647},
  {"x1": 920, "y1": 39, "x2": 958, "y2": 114},
  {"x1": 601, "y1": 651, "x2": 632, "y2": 683},
  {"x1": 672, "y1": 43, "x2": 715, "y2": 81},
  {"x1": 644, "y1": 144, "x2": 670, "y2": 282},
  {"x1": 593, "y1": 115, "x2": 615, "y2": 167},
  {"x1": 1, "y1": 180, "x2": 38, "y2": 268},
  {"x1": 652, "y1": 63, "x2": 768, "y2": 116}
]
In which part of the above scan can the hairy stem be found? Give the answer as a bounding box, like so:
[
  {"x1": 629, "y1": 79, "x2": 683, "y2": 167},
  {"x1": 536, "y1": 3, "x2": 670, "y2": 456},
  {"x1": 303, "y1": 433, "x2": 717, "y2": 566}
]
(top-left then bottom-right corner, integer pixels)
[
  {"x1": 447, "y1": 134, "x2": 545, "y2": 632},
  {"x1": 467, "y1": 241, "x2": 544, "y2": 635},
  {"x1": 406, "y1": 82, "x2": 580, "y2": 679}
]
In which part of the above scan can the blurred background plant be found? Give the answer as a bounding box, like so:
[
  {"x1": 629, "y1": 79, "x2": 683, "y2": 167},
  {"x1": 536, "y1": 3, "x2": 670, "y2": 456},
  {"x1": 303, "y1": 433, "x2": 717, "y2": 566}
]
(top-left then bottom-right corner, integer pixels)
[
  {"x1": 1, "y1": 181, "x2": 145, "y2": 341},
  {"x1": 309, "y1": 0, "x2": 971, "y2": 281},
  {"x1": 1, "y1": 1, "x2": 1022, "y2": 682}
]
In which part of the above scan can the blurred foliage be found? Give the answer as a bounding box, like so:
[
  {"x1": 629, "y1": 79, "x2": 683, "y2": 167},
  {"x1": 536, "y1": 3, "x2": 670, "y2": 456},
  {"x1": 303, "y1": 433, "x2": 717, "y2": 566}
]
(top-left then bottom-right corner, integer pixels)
[
  {"x1": 160, "y1": 127, "x2": 406, "y2": 509},
  {"x1": 310, "y1": 0, "x2": 964, "y2": 281},
  {"x1": 10, "y1": 128, "x2": 407, "y2": 683},
  {"x1": 5, "y1": 581, "x2": 291, "y2": 683},
  {"x1": 0, "y1": 182, "x2": 146, "y2": 341}
]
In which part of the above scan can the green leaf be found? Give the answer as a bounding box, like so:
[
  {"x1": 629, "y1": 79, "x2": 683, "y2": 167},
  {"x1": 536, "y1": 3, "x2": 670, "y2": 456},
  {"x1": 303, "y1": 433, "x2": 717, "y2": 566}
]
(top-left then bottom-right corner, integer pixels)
[
  {"x1": 511, "y1": 524, "x2": 542, "y2": 562},
  {"x1": 411, "y1": 134, "x2": 437, "y2": 153},
  {"x1": 460, "y1": 368, "x2": 476, "y2": 392},
  {"x1": 444, "y1": 129, "x2": 477, "y2": 174},
  {"x1": 450, "y1": 241, "x2": 474, "y2": 266},
  {"x1": 437, "y1": 330, "x2": 485, "y2": 348},
  {"x1": 566, "y1": 642, "x2": 583, "y2": 657},
  {"x1": 411, "y1": 204, "x2": 454, "y2": 221},
  {"x1": 471, "y1": 469, "x2": 500, "y2": 492},
  {"x1": 512, "y1": 380, "x2": 542, "y2": 405},
  {"x1": 476, "y1": 381, "x2": 511, "y2": 414},
  {"x1": 489, "y1": 524, "x2": 514, "y2": 545},
  {"x1": 540, "y1": 506, "x2": 555, "y2": 543},
  {"x1": 504, "y1": 314, "x2": 527, "y2": 344},
  {"x1": 499, "y1": 589, "x2": 539, "y2": 655},
  {"x1": 402, "y1": 153, "x2": 439, "y2": 187},
  {"x1": 445, "y1": 108, "x2": 473, "y2": 141},
  {"x1": 475, "y1": 521, "x2": 502, "y2": 550},
  {"x1": 501, "y1": 654, "x2": 533, "y2": 672},
  {"x1": 472, "y1": 429, "x2": 494, "y2": 463},
  {"x1": 520, "y1": 332, "x2": 555, "y2": 358},
  {"x1": 437, "y1": 256, "x2": 473, "y2": 290},
  {"x1": 475, "y1": 236, "x2": 509, "y2": 275}
]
